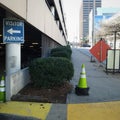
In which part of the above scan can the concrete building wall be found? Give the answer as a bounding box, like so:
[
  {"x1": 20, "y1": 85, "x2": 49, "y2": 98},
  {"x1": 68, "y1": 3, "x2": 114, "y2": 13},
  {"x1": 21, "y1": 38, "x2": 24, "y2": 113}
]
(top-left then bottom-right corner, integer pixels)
[
  {"x1": 6, "y1": 67, "x2": 30, "y2": 100},
  {"x1": 79, "y1": 4, "x2": 83, "y2": 42},
  {"x1": 0, "y1": 0, "x2": 27, "y2": 19},
  {"x1": 89, "y1": 11, "x2": 93, "y2": 46},
  {"x1": 27, "y1": 0, "x2": 45, "y2": 33},
  {"x1": 54, "y1": 0, "x2": 66, "y2": 36},
  {"x1": 41, "y1": 34, "x2": 59, "y2": 57},
  {"x1": 0, "y1": 0, "x2": 67, "y2": 45}
]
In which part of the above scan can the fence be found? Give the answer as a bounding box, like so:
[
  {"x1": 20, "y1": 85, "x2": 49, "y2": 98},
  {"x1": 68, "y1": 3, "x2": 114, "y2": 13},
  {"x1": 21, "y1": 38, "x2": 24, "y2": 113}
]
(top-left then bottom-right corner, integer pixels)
[{"x1": 106, "y1": 49, "x2": 120, "y2": 73}]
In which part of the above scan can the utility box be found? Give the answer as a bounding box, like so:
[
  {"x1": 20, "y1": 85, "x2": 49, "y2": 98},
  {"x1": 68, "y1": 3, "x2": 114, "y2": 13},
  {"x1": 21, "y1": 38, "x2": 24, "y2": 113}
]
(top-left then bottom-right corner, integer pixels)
[{"x1": 106, "y1": 49, "x2": 120, "y2": 73}]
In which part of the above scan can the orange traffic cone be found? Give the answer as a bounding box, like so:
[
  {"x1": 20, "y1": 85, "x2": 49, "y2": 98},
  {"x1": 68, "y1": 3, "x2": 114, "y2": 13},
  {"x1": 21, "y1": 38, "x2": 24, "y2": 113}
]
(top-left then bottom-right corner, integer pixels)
[{"x1": 75, "y1": 64, "x2": 89, "y2": 96}]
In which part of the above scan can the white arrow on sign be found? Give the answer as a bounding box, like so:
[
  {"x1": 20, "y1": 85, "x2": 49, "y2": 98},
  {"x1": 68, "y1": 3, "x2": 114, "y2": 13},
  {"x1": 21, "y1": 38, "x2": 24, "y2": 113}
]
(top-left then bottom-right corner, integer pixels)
[{"x1": 7, "y1": 28, "x2": 21, "y2": 35}]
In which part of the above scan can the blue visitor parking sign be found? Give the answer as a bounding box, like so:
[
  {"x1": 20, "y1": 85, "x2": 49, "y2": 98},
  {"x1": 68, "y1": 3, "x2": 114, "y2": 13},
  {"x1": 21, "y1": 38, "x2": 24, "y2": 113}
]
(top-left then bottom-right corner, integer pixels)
[{"x1": 3, "y1": 18, "x2": 24, "y2": 43}]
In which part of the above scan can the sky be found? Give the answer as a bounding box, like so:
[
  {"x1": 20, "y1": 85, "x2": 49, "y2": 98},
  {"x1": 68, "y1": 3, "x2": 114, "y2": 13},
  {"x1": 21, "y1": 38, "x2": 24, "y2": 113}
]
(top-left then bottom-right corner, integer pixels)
[
  {"x1": 62, "y1": 0, "x2": 81, "y2": 42},
  {"x1": 62, "y1": 0, "x2": 120, "y2": 42}
]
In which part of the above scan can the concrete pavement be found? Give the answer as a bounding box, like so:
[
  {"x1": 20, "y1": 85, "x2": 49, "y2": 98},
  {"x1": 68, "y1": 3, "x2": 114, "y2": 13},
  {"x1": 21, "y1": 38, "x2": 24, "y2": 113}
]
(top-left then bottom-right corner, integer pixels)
[
  {"x1": 67, "y1": 48, "x2": 120, "y2": 103},
  {"x1": 68, "y1": 101, "x2": 120, "y2": 120},
  {"x1": 0, "y1": 101, "x2": 51, "y2": 120},
  {"x1": 66, "y1": 48, "x2": 120, "y2": 120},
  {"x1": 47, "y1": 48, "x2": 120, "y2": 119},
  {"x1": 1, "y1": 48, "x2": 120, "y2": 120}
]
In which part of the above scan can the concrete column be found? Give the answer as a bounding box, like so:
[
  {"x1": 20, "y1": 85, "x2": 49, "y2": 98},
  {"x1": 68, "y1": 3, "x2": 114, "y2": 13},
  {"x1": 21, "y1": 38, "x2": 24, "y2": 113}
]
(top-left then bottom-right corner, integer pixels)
[{"x1": 6, "y1": 43, "x2": 21, "y2": 75}]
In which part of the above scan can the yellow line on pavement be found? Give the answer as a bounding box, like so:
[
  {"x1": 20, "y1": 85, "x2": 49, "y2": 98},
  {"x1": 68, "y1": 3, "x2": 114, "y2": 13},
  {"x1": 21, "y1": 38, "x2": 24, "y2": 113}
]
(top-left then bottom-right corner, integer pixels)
[
  {"x1": 0, "y1": 101, "x2": 52, "y2": 120},
  {"x1": 68, "y1": 101, "x2": 120, "y2": 120}
]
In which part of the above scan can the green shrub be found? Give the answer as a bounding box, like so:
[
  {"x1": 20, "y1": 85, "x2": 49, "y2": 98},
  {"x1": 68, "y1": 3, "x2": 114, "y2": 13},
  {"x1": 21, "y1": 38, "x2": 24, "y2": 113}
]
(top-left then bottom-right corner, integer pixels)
[
  {"x1": 51, "y1": 50, "x2": 70, "y2": 59},
  {"x1": 29, "y1": 57, "x2": 74, "y2": 88},
  {"x1": 50, "y1": 45, "x2": 72, "y2": 59}
]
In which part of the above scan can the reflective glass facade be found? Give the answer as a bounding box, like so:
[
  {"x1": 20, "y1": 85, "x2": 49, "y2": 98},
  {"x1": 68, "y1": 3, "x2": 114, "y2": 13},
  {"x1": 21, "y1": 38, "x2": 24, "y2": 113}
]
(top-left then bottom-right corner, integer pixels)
[{"x1": 80, "y1": 0, "x2": 101, "y2": 38}]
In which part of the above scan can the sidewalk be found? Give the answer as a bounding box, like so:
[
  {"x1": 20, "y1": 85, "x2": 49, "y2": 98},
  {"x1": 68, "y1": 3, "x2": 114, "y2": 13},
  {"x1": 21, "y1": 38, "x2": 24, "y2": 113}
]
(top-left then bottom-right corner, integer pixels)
[
  {"x1": 47, "y1": 48, "x2": 120, "y2": 120},
  {"x1": 67, "y1": 48, "x2": 120, "y2": 103},
  {"x1": 67, "y1": 48, "x2": 120, "y2": 120},
  {"x1": 1, "y1": 48, "x2": 120, "y2": 120}
]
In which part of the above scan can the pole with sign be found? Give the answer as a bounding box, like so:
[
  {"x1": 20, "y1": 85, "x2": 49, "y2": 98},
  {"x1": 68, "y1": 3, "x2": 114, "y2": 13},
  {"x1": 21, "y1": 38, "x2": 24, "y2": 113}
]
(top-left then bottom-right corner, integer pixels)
[
  {"x1": 3, "y1": 18, "x2": 24, "y2": 75},
  {"x1": 3, "y1": 18, "x2": 24, "y2": 101}
]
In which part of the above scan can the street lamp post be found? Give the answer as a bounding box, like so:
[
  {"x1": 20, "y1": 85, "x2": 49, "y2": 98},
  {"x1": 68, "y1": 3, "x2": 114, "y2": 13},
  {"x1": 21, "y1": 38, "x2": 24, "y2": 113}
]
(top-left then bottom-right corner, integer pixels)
[{"x1": 92, "y1": 0, "x2": 95, "y2": 46}]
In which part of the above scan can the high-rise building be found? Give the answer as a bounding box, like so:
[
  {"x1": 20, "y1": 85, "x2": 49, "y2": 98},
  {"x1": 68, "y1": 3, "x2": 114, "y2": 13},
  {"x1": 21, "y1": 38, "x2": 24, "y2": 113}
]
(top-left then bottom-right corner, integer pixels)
[{"x1": 79, "y1": 0, "x2": 101, "y2": 41}]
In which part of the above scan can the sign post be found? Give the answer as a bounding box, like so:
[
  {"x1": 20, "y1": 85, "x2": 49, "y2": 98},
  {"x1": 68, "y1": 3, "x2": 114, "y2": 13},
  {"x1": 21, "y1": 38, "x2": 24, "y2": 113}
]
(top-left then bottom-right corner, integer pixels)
[
  {"x1": 3, "y1": 18, "x2": 24, "y2": 75},
  {"x1": 3, "y1": 18, "x2": 24, "y2": 101}
]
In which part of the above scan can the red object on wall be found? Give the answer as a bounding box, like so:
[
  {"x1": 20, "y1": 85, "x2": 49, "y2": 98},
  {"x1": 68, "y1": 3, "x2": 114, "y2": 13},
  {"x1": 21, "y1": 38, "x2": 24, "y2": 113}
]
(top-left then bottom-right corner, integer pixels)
[{"x1": 89, "y1": 39, "x2": 111, "y2": 62}]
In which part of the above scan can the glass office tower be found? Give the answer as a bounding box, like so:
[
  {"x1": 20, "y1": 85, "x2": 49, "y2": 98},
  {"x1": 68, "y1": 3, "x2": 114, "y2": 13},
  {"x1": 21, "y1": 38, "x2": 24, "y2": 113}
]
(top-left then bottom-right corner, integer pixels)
[{"x1": 80, "y1": 0, "x2": 101, "y2": 40}]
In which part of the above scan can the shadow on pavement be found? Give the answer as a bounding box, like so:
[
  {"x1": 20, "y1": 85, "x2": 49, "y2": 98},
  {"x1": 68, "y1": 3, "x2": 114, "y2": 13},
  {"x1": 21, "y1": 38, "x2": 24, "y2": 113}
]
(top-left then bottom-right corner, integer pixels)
[{"x1": 0, "y1": 113, "x2": 40, "y2": 120}]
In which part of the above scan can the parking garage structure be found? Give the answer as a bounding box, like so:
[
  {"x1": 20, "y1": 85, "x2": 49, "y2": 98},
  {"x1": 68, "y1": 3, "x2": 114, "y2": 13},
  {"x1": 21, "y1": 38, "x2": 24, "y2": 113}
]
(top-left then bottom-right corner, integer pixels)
[{"x1": 0, "y1": 0, "x2": 67, "y2": 101}]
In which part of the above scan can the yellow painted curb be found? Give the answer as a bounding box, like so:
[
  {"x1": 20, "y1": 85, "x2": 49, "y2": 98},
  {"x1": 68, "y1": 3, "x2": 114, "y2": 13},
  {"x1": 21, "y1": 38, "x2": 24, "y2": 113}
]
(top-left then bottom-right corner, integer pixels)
[
  {"x1": 0, "y1": 101, "x2": 52, "y2": 120},
  {"x1": 68, "y1": 101, "x2": 120, "y2": 120}
]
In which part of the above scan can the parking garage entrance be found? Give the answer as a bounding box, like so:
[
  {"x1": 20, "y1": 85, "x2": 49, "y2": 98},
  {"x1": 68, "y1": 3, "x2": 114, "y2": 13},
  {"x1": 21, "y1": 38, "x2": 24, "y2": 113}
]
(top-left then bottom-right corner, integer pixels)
[{"x1": 0, "y1": 6, "x2": 59, "y2": 100}]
